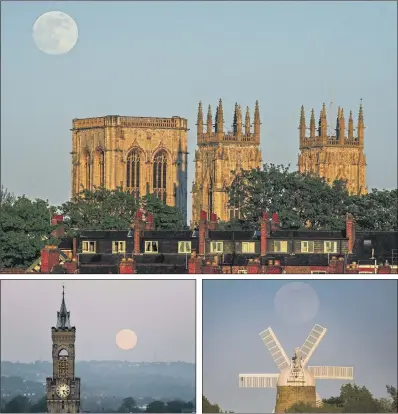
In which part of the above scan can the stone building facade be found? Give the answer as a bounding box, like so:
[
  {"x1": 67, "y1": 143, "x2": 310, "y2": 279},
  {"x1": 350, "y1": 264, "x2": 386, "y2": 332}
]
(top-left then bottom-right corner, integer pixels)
[
  {"x1": 71, "y1": 115, "x2": 188, "y2": 223},
  {"x1": 298, "y1": 101, "x2": 367, "y2": 195},
  {"x1": 191, "y1": 100, "x2": 262, "y2": 223},
  {"x1": 46, "y1": 288, "x2": 80, "y2": 413}
]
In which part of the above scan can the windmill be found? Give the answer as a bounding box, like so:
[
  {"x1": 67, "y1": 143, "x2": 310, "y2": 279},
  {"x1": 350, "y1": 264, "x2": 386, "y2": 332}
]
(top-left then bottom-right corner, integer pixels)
[{"x1": 239, "y1": 324, "x2": 354, "y2": 413}]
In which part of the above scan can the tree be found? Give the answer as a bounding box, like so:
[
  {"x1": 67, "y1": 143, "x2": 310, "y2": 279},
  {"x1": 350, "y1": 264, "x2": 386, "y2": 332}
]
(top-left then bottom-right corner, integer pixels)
[
  {"x1": 117, "y1": 397, "x2": 140, "y2": 413},
  {"x1": 145, "y1": 400, "x2": 167, "y2": 413},
  {"x1": 386, "y1": 385, "x2": 398, "y2": 412},
  {"x1": 286, "y1": 402, "x2": 342, "y2": 413},
  {"x1": 141, "y1": 194, "x2": 185, "y2": 230},
  {"x1": 3, "y1": 395, "x2": 31, "y2": 413},
  {"x1": 30, "y1": 396, "x2": 47, "y2": 413},
  {"x1": 0, "y1": 193, "x2": 58, "y2": 268},
  {"x1": 202, "y1": 396, "x2": 221, "y2": 413}
]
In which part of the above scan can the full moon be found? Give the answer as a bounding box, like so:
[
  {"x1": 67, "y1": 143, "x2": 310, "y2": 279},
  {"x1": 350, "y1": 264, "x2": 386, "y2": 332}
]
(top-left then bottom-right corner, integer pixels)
[
  {"x1": 116, "y1": 329, "x2": 138, "y2": 351},
  {"x1": 274, "y1": 282, "x2": 320, "y2": 324},
  {"x1": 32, "y1": 11, "x2": 78, "y2": 55}
]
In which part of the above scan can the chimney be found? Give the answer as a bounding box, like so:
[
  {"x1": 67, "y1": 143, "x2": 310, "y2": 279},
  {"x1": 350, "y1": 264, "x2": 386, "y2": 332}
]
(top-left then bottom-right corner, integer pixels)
[
  {"x1": 145, "y1": 213, "x2": 155, "y2": 230},
  {"x1": 72, "y1": 237, "x2": 77, "y2": 260},
  {"x1": 345, "y1": 213, "x2": 356, "y2": 254},
  {"x1": 41, "y1": 245, "x2": 60, "y2": 273},
  {"x1": 199, "y1": 210, "x2": 208, "y2": 256},
  {"x1": 271, "y1": 213, "x2": 280, "y2": 231},
  {"x1": 209, "y1": 213, "x2": 217, "y2": 231},
  {"x1": 133, "y1": 210, "x2": 144, "y2": 254},
  {"x1": 51, "y1": 214, "x2": 65, "y2": 238},
  {"x1": 260, "y1": 212, "x2": 268, "y2": 257},
  {"x1": 188, "y1": 250, "x2": 202, "y2": 274},
  {"x1": 119, "y1": 258, "x2": 136, "y2": 274}
]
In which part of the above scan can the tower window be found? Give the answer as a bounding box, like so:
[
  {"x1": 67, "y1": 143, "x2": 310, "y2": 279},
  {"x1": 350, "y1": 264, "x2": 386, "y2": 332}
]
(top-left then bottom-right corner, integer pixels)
[
  {"x1": 98, "y1": 150, "x2": 105, "y2": 187},
  {"x1": 126, "y1": 150, "x2": 140, "y2": 199},
  {"x1": 84, "y1": 151, "x2": 92, "y2": 190},
  {"x1": 153, "y1": 151, "x2": 167, "y2": 203}
]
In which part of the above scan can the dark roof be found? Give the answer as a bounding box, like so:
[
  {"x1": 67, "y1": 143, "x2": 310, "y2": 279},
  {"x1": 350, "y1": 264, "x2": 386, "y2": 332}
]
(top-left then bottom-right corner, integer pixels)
[
  {"x1": 352, "y1": 231, "x2": 398, "y2": 262},
  {"x1": 208, "y1": 230, "x2": 259, "y2": 241},
  {"x1": 58, "y1": 237, "x2": 73, "y2": 249},
  {"x1": 271, "y1": 230, "x2": 346, "y2": 239},
  {"x1": 143, "y1": 230, "x2": 192, "y2": 239},
  {"x1": 78, "y1": 230, "x2": 133, "y2": 240},
  {"x1": 134, "y1": 253, "x2": 189, "y2": 265},
  {"x1": 78, "y1": 254, "x2": 121, "y2": 265}
]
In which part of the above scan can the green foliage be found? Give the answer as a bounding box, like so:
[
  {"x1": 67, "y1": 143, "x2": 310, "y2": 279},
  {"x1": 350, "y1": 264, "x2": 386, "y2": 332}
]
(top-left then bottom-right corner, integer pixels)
[
  {"x1": 0, "y1": 190, "x2": 58, "y2": 269},
  {"x1": 29, "y1": 396, "x2": 47, "y2": 413},
  {"x1": 201, "y1": 395, "x2": 233, "y2": 413},
  {"x1": 3, "y1": 395, "x2": 31, "y2": 413},
  {"x1": 386, "y1": 385, "x2": 398, "y2": 412},
  {"x1": 228, "y1": 164, "x2": 398, "y2": 231},
  {"x1": 286, "y1": 402, "x2": 342, "y2": 412},
  {"x1": 117, "y1": 396, "x2": 140, "y2": 412}
]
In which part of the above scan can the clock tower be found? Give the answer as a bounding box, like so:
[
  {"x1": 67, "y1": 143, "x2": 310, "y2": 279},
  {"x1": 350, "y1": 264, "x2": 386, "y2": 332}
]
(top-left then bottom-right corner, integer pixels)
[{"x1": 46, "y1": 287, "x2": 81, "y2": 413}]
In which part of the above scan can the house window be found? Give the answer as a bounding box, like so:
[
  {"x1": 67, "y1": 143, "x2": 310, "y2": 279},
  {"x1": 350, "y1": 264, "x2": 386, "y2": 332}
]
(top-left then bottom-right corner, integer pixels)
[
  {"x1": 301, "y1": 241, "x2": 315, "y2": 253},
  {"x1": 144, "y1": 241, "x2": 158, "y2": 253},
  {"x1": 112, "y1": 241, "x2": 126, "y2": 254},
  {"x1": 210, "y1": 241, "x2": 223, "y2": 253},
  {"x1": 311, "y1": 271, "x2": 327, "y2": 274},
  {"x1": 273, "y1": 240, "x2": 288, "y2": 253},
  {"x1": 324, "y1": 241, "x2": 338, "y2": 253},
  {"x1": 178, "y1": 241, "x2": 191, "y2": 254},
  {"x1": 238, "y1": 269, "x2": 248, "y2": 274},
  {"x1": 242, "y1": 242, "x2": 255, "y2": 253},
  {"x1": 82, "y1": 241, "x2": 96, "y2": 253}
]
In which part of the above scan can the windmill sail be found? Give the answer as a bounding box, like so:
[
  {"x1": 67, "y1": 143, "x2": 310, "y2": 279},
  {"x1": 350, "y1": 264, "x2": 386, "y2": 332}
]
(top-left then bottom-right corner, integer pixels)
[
  {"x1": 308, "y1": 366, "x2": 354, "y2": 380},
  {"x1": 300, "y1": 324, "x2": 327, "y2": 367},
  {"x1": 239, "y1": 373, "x2": 279, "y2": 388},
  {"x1": 259, "y1": 327, "x2": 290, "y2": 371}
]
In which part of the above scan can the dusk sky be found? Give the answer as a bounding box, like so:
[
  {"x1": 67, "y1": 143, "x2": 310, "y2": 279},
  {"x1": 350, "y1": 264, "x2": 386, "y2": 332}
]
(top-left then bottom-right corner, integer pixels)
[
  {"x1": 203, "y1": 280, "x2": 397, "y2": 413},
  {"x1": 1, "y1": 280, "x2": 195, "y2": 363},
  {"x1": 1, "y1": 2, "x2": 397, "y2": 222}
]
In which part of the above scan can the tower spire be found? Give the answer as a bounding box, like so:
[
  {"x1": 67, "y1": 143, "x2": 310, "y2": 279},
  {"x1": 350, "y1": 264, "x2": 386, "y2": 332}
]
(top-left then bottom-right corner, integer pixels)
[
  {"x1": 206, "y1": 105, "x2": 212, "y2": 134},
  {"x1": 197, "y1": 101, "x2": 203, "y2": 139},
  {"x1": 348, "y1": 110, "x2": 354, "y2": 140},
  {"x1": 245, "y1": 106, "x2": 251, "y2": 136},
  {"x1": 254, "y1": 100, "x2": 261, "y2": 142},
  {"x1": 357, "y1": 98, "x2": 364, "y2": 147},
  {"x1": 217, "y1": 99, "x2": 224, "y2": 135},
  {"x1": 299, "y1": 105, "x2": 306, "y2": 142},
  {"x1": 56, "y1": 286, "x2": 71, "y2": 329},
  {"x1": 310, "y1": 108, "x2": 315, "y2": 138},
  {"x1": 338, "y1": 108, "x2": 345, "y2": 144}
]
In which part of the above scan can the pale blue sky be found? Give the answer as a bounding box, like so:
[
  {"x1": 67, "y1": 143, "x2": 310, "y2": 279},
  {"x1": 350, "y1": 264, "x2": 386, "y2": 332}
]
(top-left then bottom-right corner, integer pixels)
[
  {"x1": 1, "y1": 2, "x2": 397, "y2": 223},
  {"x1": 203, "y1": 280, "x2": 397, "y2": 413}
]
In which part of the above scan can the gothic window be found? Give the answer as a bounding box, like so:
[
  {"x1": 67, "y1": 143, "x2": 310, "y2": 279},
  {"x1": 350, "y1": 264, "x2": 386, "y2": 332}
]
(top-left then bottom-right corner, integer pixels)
[
  {"x1": 98, "y1": 150, "x2": 105, "y2": 187},
  {"x1": 153, "y1": 151, "x2": 167, "y2": 203},
  {"x1": 84, "y1": 151, "x2": 92, "y2": 190},
  {"x1": 126, "y1": 150, "x2": 140, "y2": 199},
  {"x1": 208, "y1": 178, "x2": 213, "y2": 219}
]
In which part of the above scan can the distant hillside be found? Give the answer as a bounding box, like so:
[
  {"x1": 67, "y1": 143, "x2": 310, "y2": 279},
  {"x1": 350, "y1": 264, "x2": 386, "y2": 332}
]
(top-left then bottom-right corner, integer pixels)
[{"x1": 1, "y1": 361, "x2": 195, "y2": 402}]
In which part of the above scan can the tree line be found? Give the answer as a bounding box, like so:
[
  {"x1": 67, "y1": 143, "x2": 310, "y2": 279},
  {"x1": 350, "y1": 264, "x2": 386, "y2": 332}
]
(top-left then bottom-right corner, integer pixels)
[
  {"x1": 1, "y1": 395, "x2": 195, "y2": 413},
  {"x1": 203, "y1": 383, "x2": 398, "y2": 413},
  {"x1": 1, "y1": 164, "x2": 396, "y2": 268}
]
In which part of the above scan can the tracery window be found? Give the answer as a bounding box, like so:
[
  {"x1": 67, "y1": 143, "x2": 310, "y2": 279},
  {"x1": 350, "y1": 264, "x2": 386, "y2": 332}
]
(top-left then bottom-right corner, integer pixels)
[
  {"x1": 84, "y1": 151, "x2": 92, "y2": 190},
  {"x1": 153, "y1": 151, "x2": 167, "y2": 203},
  {"x1": 98, "y1": 150, "x2": 105, "y2": 187},
  {"x1": 126, "y1": 150, "x2": 140, "y2": 199}
]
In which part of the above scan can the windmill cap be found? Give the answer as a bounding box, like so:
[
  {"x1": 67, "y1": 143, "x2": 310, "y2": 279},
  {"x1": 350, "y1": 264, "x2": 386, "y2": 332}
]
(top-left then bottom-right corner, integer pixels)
[{"x1": 277, "y1": 367, "x2": 315, "y2": 387}]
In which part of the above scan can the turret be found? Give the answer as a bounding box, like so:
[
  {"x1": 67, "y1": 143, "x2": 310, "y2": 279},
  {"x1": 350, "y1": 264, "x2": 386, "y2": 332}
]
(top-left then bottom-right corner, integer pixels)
[
  {"x1": 216, "y1": 99, "x2": 224, "y2": 138},
  {"x1": 309, "y1": 109, "x2": 316, "y2": 138},
  {"x1": 338, "y1": 108, "x2": 345, "y2": 145},
  {"x1": 319, "y1": 103, "x2": 328, "y2": 143},
  {"x1": 245, "y1": 107, "x2": 251, "y2": 136},
  {"x1": 197, "y1": 101, "x2": 203, "y2": 140},
  {"x1": 357, "y1": 100, "x2": 364, "y2": 147},
  {"x1": 254, "y1": 100, "x2": 261, "y2": 143},
  {"x1": 233, "y1": 103, "x2": 242, "y2": 140},
  {"x1": 206, "y1": 105, "x2": 212, "y2": 135},
  {"x1": 299, "y1": 105, "x2": 306, "y2": 145},
  {"x1": 348, "y1": 110, "x2": 354, "y2": 140}
]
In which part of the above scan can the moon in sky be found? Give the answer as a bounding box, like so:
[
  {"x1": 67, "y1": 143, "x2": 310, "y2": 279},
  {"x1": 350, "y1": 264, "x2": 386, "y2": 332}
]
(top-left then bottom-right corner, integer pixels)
[
  {"x1": 274, "y1": 282, "x2": 320, "y2": 324},
  {"x1": 32, "y1": 11, "x2": 78, "y2": 55},
  {"x1": 116, "y1": 329, "x2": 138, "y2": 351}
]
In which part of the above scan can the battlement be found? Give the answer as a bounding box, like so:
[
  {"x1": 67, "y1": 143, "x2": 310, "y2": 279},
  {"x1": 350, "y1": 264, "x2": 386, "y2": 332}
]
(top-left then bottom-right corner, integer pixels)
[
  {"x1": 196, "y1": 99, "x2": 261, "y2": 145},
  {"x1": 299, "y1": 101, "x2": 364, "y2": 150},
  {"x1": 72, "y1": 115, "x2": 188, "y2": 131}
]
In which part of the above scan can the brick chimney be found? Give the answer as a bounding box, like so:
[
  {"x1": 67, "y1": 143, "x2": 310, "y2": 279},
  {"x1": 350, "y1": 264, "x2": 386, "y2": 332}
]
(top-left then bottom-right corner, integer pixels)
[
  {"x1": 41, "y1": 245, "x2": 60, "y2": 273},
  {"x1": 51, "y1": 214, "x2": 65, "y2": 238},
  {"x1": 133, "y1": 210, "x2": 144, "y2": 254},
  {"x1": 209, "y1": 213, "x2": 217, "y2": 231},
  {"x1": 345, "y1": 213, "x2": 356, "y2": 254},
  {"x1": 119, "y1": 258, "x2": 136, "y2": 274},
  {"x1": 260, "y1": 212, "x2": 268, "y2": 257},
  {"x1": 199, "y1": 210, "x2": 208, "y2": 256},
  {"x1": 188, "y1": 250, "x2": 202, "y2": 274},
  {"x1": 271, "y1": 213, "x2": 280, "y2": 231},
  {"x1": 145, "y1": 213, "x2": 155, "y2": 230}
]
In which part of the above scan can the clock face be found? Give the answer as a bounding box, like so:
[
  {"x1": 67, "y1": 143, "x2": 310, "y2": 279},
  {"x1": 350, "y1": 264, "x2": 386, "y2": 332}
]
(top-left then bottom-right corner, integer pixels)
[{"x1": 56, "y1": 383, "x2": 70, "y2": 399}]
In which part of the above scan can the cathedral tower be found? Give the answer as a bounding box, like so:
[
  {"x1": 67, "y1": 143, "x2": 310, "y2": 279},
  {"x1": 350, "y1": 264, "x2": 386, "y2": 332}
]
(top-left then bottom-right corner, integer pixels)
[
  {"x1": 298, "y1": 101, "x2": 367, "y2": 195},
  {"x1": 46, "y1": 287, "x2": 80, "y2": 413},
  {"x1": 71, "y1": 115, "x2": 189, "y2": 224},
  {"x1": 192, "y1": 100, "x2": 262, "y2": 223}
]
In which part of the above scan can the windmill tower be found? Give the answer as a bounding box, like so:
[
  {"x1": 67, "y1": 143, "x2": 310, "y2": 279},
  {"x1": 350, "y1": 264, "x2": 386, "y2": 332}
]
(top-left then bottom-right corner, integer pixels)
[{"x1": 239, "y1": 324, "x2": 354, "y2": 413}]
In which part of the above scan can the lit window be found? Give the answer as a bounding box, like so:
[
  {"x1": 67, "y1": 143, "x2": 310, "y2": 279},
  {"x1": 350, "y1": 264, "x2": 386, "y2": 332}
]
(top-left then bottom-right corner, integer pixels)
[
  {"x1": 144, "y1": 241, "x2": 158, "y2": 253},
  {"x1": 311, "y1": 271, "x2": 327, "y2": 274},
  {"x1": 210, "y1": 241, "x2": 223, "y2": 253},
  {"x1": 242, "y1": 242, "x2": 255, "y2": 253},
  {"x1": 238, "y1": 269, "x2": 248, "y2": 274},
  {"x1": 112, "y1": 241, "x2": 126, "y2": 254},
  {"x1": 301, "y1": 241, "x2": 315, "y2": 253},
  {"x1": 178, "y1": 241, "x2": 191, "y2": 254},
  {"x1": 324, "y1": 241, "x2": 338, "y2": 253},
  {"x1": 82, "y1": 241, "x2": 96, "y2": 253},
  {"x1": 273, "y1": 240, "x2": 288, "y2": 253}
]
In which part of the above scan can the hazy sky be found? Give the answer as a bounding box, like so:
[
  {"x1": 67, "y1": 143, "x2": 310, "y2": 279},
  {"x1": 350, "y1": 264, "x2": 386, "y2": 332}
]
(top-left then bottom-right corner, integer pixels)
[
  {"x1": 203, "y1": 280, "x2": 397, "y2": 413},
  {"x1": 1, "y1": 2, "x2": 397, "y2": 223},
  {"x1": 1, "y1": 280, "x2": 196, "y2": 363}
]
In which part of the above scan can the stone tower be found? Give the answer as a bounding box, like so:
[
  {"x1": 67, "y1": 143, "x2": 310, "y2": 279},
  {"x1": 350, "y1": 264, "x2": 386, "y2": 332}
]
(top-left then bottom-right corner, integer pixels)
[
  {"x1": 298, "y1": 101, "x2": 367, "y2": 195},
  {"x1": 71, "y1": 115, "x2": 189, "y2": 224},
  {"x1": 192, "y1": 100, "x2": 262, "y2": 223},
  {"x1": 46, "y1": 287, "x2": 80, "y2": 413},
  {"x1": 275, "y1": 349, "x2": 316, "y2": 413}
]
